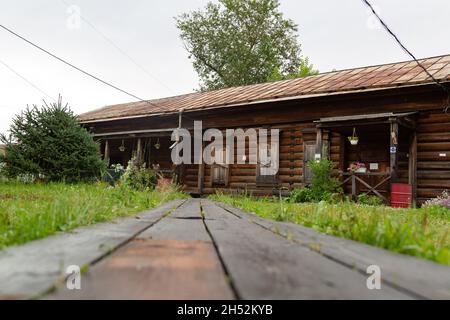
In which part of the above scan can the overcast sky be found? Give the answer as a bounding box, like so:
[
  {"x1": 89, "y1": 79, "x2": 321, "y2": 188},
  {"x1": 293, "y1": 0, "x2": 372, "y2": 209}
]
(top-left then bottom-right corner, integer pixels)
[{"x1": 1, "y1": 0, "x2": 449, "y2": 134}]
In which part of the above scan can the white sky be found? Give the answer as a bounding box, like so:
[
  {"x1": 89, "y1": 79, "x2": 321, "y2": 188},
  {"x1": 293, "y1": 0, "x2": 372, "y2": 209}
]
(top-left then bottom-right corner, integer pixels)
[{"x1": 1, "y1": 0, "x2": 449, "y2": 134}]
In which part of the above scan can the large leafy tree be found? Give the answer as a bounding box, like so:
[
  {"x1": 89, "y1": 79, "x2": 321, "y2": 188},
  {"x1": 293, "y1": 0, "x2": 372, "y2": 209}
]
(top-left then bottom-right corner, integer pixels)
[
  {"x1": 176, "y1": 0, "x2": 318, "y2": 91},
  {"x1": 0, "y1": 97, "x2": 105, "y2": 182}
]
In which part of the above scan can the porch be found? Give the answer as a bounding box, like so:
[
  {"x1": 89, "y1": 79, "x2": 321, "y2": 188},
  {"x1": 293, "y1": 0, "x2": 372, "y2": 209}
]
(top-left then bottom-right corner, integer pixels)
[
  {"x1": 96, "y1": 129, "x2": 178, "y2": 181},
  {"x1": 314, "y1": 112, "x2": 418, "y2": 207}
]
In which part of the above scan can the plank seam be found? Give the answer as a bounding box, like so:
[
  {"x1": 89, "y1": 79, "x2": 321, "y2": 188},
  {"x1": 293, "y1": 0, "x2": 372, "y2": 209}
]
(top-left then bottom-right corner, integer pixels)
[
  {"x1": 199, "y1": 200, "x2": 240, "y2": 300},
  {"x1": 215, "y1": 201, "x2": 427, "y2": 300}
]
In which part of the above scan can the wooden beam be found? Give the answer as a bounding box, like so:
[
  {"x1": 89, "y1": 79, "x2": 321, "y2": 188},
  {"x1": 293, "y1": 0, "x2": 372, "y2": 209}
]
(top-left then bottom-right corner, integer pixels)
[
  {"x1": 104, "y1": 140, "x2": 110, "y2": 165},
  {"x1": 197, "y1": 139, "x2": 205, "y2": 195},
  {"x1": 136, "y1": 138, "x2": 142, "y2": 163},
  {"x1": 409, "y1": 131, "x2": 418, "y2": 207},
  {"x1": 351, "y1": 173, "x2": 357, "y2": 201},
  {"x1": 339, "y1": 133, "x2": 345, "y2": 176},
  {"x1": 93, "y1": 128, "x2": 177, "y2": 138},
  {"x1": 390, "y1": 120, "x2": 399, "y2": 181}
]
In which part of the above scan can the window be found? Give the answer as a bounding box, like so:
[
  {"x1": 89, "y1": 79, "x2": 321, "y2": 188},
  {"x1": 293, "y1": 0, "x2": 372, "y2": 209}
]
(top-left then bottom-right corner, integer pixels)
[
  {"x1": 303, "y1": 141, "x2": 330, "y2": 184},
  {"x1": 211, "y1": 147, "x2": 229, "y2": 186},
  {"x1": 256, "y1": 141, "x2": 279, "y2": 185}
]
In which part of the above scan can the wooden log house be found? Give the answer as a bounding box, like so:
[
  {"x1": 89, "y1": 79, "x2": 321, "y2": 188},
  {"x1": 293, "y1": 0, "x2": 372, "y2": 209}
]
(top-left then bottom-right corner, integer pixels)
[{"x1": 79, "y1": 55, "x2": 450, "y2": 206}]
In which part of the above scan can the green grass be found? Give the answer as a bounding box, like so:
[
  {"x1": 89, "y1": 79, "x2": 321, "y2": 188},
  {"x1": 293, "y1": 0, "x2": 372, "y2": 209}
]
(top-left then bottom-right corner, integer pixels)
[
  {"x1": 0, "y1": 182, "x2": 187, "y2": 248},
  {"x1": 211, "y1": 194, "x2": 450, "y2": 266}
]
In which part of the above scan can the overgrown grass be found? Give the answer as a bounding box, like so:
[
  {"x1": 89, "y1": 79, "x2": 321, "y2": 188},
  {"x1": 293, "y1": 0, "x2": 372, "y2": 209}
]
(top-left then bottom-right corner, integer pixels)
[
  {"x1": 0, "y1": 182, "x2": 187, "y2": 248},
  {"x1": 211, "y1": 194, "x2": 450, "y2": 266}
]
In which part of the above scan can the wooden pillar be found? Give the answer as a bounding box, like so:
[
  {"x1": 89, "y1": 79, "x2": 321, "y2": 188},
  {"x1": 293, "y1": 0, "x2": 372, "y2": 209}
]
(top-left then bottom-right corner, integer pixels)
[
  {"x1": 197, "y1": 137, "x2": 205, "y2": 195},
  {"x1": 104, "y1": 140, "x2": 110, "y2": 166},
  {"x1": 177, "y1": 109, "x2": 184, "y2": 185},
  {"x1": 351, "y1": 173, "x2": 357, "y2": 201},
  {"x1": 136, "y1": 138, "x2": 142, "y2": 164},
  {"x1": 339, "y1": 133, "x2": 345, "y2": 175},
  {"x1": 409, "y1": 131, "x2": 417, "y2": 207},
  {"x1": 315, "y1": 127, "x2": 323, "y2": 160},
  {"x1": 390, "y1": 120, "x2": 399, "y2": 181}
]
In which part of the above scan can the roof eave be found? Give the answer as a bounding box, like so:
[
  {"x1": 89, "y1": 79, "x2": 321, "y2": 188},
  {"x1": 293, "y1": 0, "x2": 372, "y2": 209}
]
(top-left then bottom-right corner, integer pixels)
[{"x1": 78, "y1": 81, "x2": 449, "y2": 124}]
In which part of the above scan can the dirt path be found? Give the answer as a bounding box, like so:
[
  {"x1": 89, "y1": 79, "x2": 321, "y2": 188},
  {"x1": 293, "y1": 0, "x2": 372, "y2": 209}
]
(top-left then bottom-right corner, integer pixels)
[{"x1": 1, "y1": 199, "x2": 449, "y2": 299}]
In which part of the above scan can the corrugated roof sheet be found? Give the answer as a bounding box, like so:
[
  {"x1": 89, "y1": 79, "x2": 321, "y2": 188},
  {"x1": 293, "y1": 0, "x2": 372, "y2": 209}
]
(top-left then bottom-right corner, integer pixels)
[{"x1": 79, "y1": 54, "x2": 450, "y2": 123}]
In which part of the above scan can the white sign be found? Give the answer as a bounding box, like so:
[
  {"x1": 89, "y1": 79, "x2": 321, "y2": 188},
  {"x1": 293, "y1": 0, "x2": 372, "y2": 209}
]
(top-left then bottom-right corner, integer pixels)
[{"x1": 369, "y1": 163, "x2": 379, "y2": 170}]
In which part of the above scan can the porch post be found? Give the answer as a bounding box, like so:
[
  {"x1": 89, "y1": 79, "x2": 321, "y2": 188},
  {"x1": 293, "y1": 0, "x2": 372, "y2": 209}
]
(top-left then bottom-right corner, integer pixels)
[
  {"x1": 351, "y1": 173, "x2": 357, "y2": 201},
  {"x1": 136, "y1": 138, "x2": 142, "y2": 164},
  {"x1": 409, "y1": 131, "x2": 417, "y2": 207},
  {"x1": 390, "y1": 120, "x2": 399, "y2": 181},
  {"x1": 104, "y1": 140, "x2": 110, "y2": 166},
  {"x1": 197, "y1": 138, "x2": 205, "y2": 194}
]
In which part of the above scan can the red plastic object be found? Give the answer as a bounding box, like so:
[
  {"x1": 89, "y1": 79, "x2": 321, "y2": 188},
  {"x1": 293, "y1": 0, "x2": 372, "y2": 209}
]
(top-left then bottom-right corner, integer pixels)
[{"x1": 391, "y1": 183, "x2": 412, "y2": 208}]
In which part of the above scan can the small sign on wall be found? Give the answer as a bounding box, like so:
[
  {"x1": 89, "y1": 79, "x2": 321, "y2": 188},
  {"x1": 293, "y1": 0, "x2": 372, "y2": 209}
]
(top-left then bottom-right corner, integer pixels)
[
  {"x1": 390, "y1": 146, "x2": 397, "y2": 154},
  {"x1": 369, "y1": 163, "x2": 379, "y2": 170},
  {"x1": 315, "y1": 153, "x2": 321, "y2": 160}
]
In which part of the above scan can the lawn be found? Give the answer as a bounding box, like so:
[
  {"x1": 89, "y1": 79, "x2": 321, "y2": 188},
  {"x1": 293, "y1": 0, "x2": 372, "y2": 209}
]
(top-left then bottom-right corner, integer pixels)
[
  {"x1": 211, "y1": 194, "x2": 450, "y2": 266},
  {"x1": 0, "y1": 182, "x2": 187, "y2": 249}
]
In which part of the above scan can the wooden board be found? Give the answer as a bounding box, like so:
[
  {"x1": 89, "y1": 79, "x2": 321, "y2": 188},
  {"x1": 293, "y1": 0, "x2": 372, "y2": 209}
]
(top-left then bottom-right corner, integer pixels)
[
  {"x1": 0, "y1": 200, "x2": 185, "y2": 299},
  {"x1": 48, "y1": 199, "x2": 233, "y2": 300},
  {"x1": 49, "y1": 239, "x2": 234, "y2": 300},
  {"x1": 201, "y1": 199, "x2": 410, "y2": 299},
  {"x1": 138, "y1": 199, "x2": 210, "y2": 242},
  {"x1": 216, "y1": 201, "x2": 450, "y2": 299}
]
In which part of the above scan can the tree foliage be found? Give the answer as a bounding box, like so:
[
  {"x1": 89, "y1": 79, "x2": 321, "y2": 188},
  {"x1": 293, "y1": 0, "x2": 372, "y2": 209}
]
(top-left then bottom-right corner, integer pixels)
[
  {"x1": 0, "y1": 97, "x2": 105, "y2": 182},
  {"x1": 176, "y1": 0, "x2": 318, "y2": 91}
]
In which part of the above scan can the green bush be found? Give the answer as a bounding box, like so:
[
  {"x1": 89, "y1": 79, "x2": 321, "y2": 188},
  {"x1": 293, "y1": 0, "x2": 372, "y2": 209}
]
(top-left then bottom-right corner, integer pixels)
[
  {"x1": 290, "y1": 188, "x2": 313, "y2": 203},
  {"x1": 0, "y1": 97, "x2": 105, "y2": 182},
  {"x1": 120, "y1": 157, "x2": 157, "y2": 191},
  {"x1": 357, "y1": 194, "x2": 384, "y2": 206},
  {"x1": 308, "y1": 159, "x2": 342, "y2": 201}
]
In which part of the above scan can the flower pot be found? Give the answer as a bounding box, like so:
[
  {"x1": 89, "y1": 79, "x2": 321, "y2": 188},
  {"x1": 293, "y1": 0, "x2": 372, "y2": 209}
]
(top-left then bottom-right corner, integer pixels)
[
  {"x1": 355, "y1": 167, "x2": 367, "y2": 173},
  {"x1": 349, "y1": 139, "x2": 359, "y2": 145}
]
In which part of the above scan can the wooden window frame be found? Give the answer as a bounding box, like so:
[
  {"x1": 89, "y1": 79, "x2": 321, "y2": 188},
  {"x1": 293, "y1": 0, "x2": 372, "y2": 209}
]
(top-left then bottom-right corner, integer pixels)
[
  {"x1": 210, "y1": 147, "x2": 230, "y2": 187},
  {"x1": 256, "y1": 137, "x2": 279, "y2": 186},
  {"x1": 303, "y1": 140, "x2": 330, "y2": 184}
]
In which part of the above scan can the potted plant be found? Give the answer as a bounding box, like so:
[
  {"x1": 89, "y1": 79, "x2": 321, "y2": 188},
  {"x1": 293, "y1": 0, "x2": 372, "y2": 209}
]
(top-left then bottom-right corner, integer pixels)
[
  {"x1": 348, "y1": 161, "x2": 366, "y2": 173},
  {"x1": 348, "y1": 127, "x2": 359, "y2": 145}
]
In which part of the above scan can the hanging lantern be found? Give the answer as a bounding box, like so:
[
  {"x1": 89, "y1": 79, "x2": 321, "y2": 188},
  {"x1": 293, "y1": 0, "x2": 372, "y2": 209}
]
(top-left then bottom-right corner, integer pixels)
[
  {"x1": 348, "y1": 127, "x2": 359, "y2": 145},
  {"x1": 154, "y1": 138, "x2": 161, "y2": 150},
  {"x1": 119, "y1": 139, "x2": 126, "y2": 152}
]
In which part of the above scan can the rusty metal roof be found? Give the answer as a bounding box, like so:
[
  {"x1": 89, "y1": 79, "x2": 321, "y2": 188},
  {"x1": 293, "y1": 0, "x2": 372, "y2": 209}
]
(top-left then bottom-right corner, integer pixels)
[{"x1": 79, "y1": 54, "x2": 450, "y2": 123}]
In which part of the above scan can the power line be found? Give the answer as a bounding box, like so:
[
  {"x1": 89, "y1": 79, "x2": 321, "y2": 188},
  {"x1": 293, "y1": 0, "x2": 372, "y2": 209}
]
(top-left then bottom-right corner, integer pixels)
[
  {"x1": 362, "y1": 0, "x2": 450, "y2": 112},
  {"x1": 0, "y1": 57, "x2": 56, "y2": 101},
  {"x1": 59, "y1": 0, "x2": 175, "y2": 95},
  {"x1": 0, "y1": 23, "x2": 161, "y2": 107}
]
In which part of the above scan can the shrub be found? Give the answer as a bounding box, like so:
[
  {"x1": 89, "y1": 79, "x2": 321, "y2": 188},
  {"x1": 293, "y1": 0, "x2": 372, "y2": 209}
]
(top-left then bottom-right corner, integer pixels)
[
  {"x1": 290, "y1": 187, "x2": 313, "y2": 203},
  {"x1": 120, "y1": 157, "x2": 157, "y2": 191},
  {"x1": 308, "y1": 159, "x2": 342, "y2": 201},
  {"x1": 357, "y1": 193, "x2": 383, "y2": 206},
  {"x1": 0, "y1": 97, "x2": 105, "y2": 182}
]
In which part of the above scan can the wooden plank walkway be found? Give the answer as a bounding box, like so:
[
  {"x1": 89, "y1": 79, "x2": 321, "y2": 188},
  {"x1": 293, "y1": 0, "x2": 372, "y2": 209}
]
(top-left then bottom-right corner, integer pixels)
[{"x1": 1, "y1": 198, "x2": 449, "y2": 299}]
